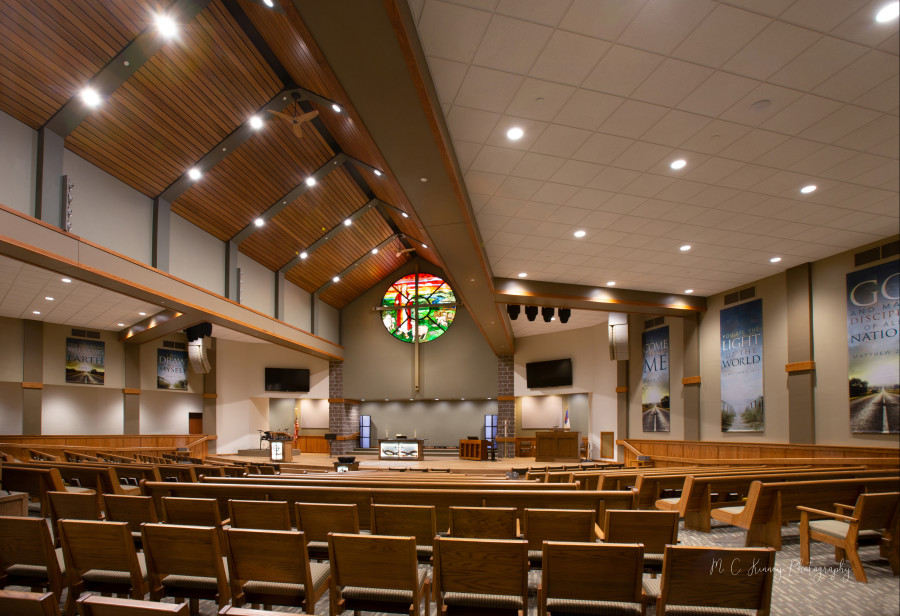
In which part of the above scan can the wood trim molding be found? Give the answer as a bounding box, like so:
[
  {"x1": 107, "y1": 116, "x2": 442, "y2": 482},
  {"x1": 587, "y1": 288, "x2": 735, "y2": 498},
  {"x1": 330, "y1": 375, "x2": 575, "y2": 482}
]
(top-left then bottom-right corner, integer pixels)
[
  {"x1": 202, "y1": 393, "x2": 218, "y2": 399},
  {"x1": 21, "y1": 382, "x2": 43, "y2": 389},
  {"x1": 615, "y1": 386, "x2": 628, "y2": 393},
  {"x1": 785, "y1": 361, "x2": 816, "y2": 373},
  {"x1": 122, "y1": 388, "x2": 141, "y2": 395},
  {"x1": 328, "y1": 398, "x2": 361, "y2": 405},
  {"x1": 682, "y1": 376, "x2": 701, "y2": 385},
  {"x1": 497, "y1": 395, "x2": 515, "y2": 401}
]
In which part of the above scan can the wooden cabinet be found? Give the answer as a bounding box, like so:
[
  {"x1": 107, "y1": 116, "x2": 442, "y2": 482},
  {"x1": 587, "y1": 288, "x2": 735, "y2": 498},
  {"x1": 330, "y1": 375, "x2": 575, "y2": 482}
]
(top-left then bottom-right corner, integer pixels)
[
  {"x1": 535, "y1": 431, "x2": 580, "y2": 462},
  {"x1": 459, "y1": 439, "x2": 490, "y2": 461}
]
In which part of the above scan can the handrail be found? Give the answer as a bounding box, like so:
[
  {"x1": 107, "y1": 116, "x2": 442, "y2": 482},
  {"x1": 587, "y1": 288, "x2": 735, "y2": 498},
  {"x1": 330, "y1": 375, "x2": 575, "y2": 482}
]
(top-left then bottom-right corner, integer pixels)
[
  {"x1": 337, "y1": 432, "x2": 360, "y2": 441},
  {"x1": 617, "y1": 439, "x2": 644, "y2": 458}
]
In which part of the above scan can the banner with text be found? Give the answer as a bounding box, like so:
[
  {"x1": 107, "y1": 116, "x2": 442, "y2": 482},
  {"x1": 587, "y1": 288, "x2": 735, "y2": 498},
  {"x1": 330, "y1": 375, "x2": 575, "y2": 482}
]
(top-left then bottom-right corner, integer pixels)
[
  {"x1": 157, "y1": 349, "x2": 189, "y2": 391},
  {"x1": 65, "y1": 338, "x2": 105, "y2": 385},
  {"x1": 847, "y1": 260, "x2": 899, "y2": 434},
  {"x1": 641, "y1": 326, "x2": 670, "y2": 432},
  {"x1": 721, "y1": 299, "x2": 764, "y2": 432}
]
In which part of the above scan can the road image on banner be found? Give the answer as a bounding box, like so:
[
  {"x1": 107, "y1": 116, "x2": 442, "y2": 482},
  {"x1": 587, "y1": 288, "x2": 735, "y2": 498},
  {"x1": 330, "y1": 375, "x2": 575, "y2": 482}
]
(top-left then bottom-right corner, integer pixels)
[
  {"x1": 720, "y1": 299, "x2": 764, "y2": 432},
  {"x1": 157, "y1": 349, "x2": 188, "y2": 390},
  {"x1": 847, "y1": 260, "x2": 899, "y2": 434},
  {"x1": 65, "y1": 338, "x2": 105, "y2": 385},
  {"x1": 641, "y1": 326, "x2": 670, "y2": 432}
]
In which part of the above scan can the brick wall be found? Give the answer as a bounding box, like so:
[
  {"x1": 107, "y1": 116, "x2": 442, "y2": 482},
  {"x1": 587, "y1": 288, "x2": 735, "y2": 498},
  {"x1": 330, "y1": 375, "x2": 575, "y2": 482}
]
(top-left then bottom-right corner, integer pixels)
[
  {"x1": 328, "y1": 360, "x2": 359, "y2": 454},
  {"x1": 498, "y1": 354, "x2": 515, "y2": 457}
]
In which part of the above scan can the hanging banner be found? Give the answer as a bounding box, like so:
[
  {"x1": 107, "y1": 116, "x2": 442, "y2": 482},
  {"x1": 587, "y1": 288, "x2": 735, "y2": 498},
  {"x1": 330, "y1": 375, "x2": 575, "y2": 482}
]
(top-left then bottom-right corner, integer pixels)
[
  {"x1": 157, "y1": 349, "x2": 189, "y2": 391},
  {"x1": 847, "y1": 260, "x2": 899, "y2": 434},
  {"x1": 720, "y1": 299, "x2": 764, "y2": 432},
  {"x1": 65, "y1": 338, "x2": 105, "y2": 385},
  {"x1": 641, "y1": 325, "x2": 670, "y2": 432}
]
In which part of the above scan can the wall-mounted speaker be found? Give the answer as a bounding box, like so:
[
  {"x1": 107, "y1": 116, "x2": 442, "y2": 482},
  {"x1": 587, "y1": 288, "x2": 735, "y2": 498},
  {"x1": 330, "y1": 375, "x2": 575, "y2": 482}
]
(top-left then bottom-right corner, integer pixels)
[
  {"x1": 188, "y1": 336, "x2": 211, "y2": 374},
  {"x1": 524, "y1": 306, "x2": 538, "y2": 321},
  {"x1": 608, "y1": 312, "x2": 629, "y2": 361},
  {"x1": 541, "y1": 306, "x2": 554, "y2": 322},
  {"x1": 506, "y1": 305, "x2": 521, "y2": 320},
  {"x1": 558, "y1": 308, "x2": 571, "y2": 323}
]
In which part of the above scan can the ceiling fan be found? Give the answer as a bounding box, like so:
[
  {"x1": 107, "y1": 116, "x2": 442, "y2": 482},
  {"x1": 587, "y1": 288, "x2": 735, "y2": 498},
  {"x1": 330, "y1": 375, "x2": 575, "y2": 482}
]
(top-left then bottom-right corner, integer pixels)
[{"x1": 267, "y1": 92, "x2": 318, "y2": 139}]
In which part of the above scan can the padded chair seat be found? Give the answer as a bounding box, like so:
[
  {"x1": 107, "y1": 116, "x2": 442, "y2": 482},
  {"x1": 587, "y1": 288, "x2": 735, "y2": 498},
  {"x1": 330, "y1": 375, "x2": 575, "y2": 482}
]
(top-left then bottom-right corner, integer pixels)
[
  {"x1": 808, "y1": 519, "x2": 883, "y2": 541},
  {"x1": 657, "y1": 497, "x2": 680, "y2": 505},
  {"x1": 442, "y1": 592, "x2": 524, "y2": 610},
  {"x1": 641, "y1": 576, "x2": 660, "y2": 599},
  {"x1": 341, "y1": 567, "x2": 428, "y2": 604},
  {"x1": 546, "y1": 597, "x2": 643, "y2": 615},
  {"x1": 662, "y1": 607, "x2": 757, "y2": 616},
  {"x1": 643, "y1": 553, "x2": 664, "y2": 567},
  {"x1": 242, "y1": 561, "x2": 330, "y2": 599},
  {"x1": 82, "y1": 552, "x2": 148, "y2": 586},
  {"x1": 416, "y1": 544, "x2": 433, "y2": 557},
  {"x1": 4, "y1": 547, "x2": 66, "y2": 579},
  {"x1": 715, "y1": 506, "x2": 744, "y2": 516},
  {"x1": 65, "y1": 487, "x2": 96, "y2": 494}
]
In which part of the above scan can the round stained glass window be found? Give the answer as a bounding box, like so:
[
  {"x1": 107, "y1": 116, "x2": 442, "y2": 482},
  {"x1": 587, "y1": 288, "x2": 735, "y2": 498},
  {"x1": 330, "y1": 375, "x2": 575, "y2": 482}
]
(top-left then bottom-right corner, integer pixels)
[{"x1": 381, "y1": 273, "x2": 456, "y2": 343}]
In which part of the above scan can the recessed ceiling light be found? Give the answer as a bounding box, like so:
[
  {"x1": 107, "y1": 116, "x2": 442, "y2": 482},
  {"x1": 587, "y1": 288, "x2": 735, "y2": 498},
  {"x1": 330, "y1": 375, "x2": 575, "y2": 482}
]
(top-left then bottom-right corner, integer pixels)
[
  {"x1": 680, "y1": 245, "x2": 691, "y2": 252},
  {"x1": 420, "y1": 177, "x2": 428, "y2": 182},
  {"x1": 331, "y1": 103, "x2": 342, "y2": 113},
  {"x1": 80, "y1": 87, "x2": 101, "y2": 108},
  {"x1": 487, "y1": 397, "x2": 492, "y2": 400},
  {"x1": 248, "y1": 115, "x2": 263, "y2": 129},
  {"x1": 61, "y1": 278, "x2": 71, "y2": 283},
  {"x1": 684, "y1": 289, "x2": 694, "y2": 294},
  {"x1": 44, "y1": 296, "x2": 54, "y2": 301},
  {"x1": 573, "y1": 230, "x2": 586, "y2": 238},
  {"x1": 434, "y1": 398, "x2": 439, "y2": 401},
  {"x1": 300, "y1": 251, "x2": 308, "y2": 259},
  {"x1": 254, "y1": 218, "x2": 264, "y2": 227},
  {"x1": 371, "y1": 248, "x2": 379, "y2": 254},
  {"x1": 800, "y1": 184, "x2": 817, "y2": 194},
  {"x1": 32, "y1": 311, "x2": 40, "y2": 315},
  {"x1": 770, "y1": 257, "x2": 782, "y2": 263},
  {"x1": 421, "y1": 244, "x2": 428, "y2": 248},
  {"x1": 401, "y1": 212, "x2": 409, "y2": 218},
  {"x1": 607, "y1": 281, "x2": 616, "y2": 286},
  {"x1": 139, "y1": 312, "x2": 147, "y2": 316},
  {"x1": 518, "y1": 272, "x2": 527, "y2": 278},
  {"x1": 117, "y1": 323, "x2": 125, "y2": 327},
  {"x1": 332, "y1": 276, "x2": 340, "y2": 283},
  {"x1": 187, "y1": 168, "x2": 202, "y2": 180},
  {"x1": 262, "y1": 0, "x2": 274, "y2": 6},
  {"x1": 374, "y1": 169, "x2": 382, "y2": 176},
  {"x1": 343, "y1": 218, "x2": 352, "y2": 226},
  {"x1": 154, "y1": 14, "x2": 178, "y2": 38},
  {"x1": 305, "y1": 177, "x2": 316, "y2": 187},
  {"x1": 875, "y1": 1, "x2": 899, "y2": 22},
  {"x1": 506, "y1": 126, "x2": 524, "y2": 141},
  {"x1": 670, "y1": 159, "x2": 687, "y2": 170}
]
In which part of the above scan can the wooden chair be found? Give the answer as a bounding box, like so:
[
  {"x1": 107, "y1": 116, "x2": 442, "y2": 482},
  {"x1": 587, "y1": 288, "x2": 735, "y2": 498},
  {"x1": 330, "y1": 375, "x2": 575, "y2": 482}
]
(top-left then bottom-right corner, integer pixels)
[
  {"x1": 0, "y1": 516, "x2": 66, "y2": 600},
  {"x1": 433, "y1": 536, "x2": 528, "y2": 615},
  {"x1": 227, "y1": 500, "x2": 291, "y2": 531},
  {"x1": 77, "y1": 595, "x2": 190, "y2": 615},
  {"x1": 103, "y1": 495, "x2": 159, "y2": 549},
  {"x1": 47, "y1": 490, "x2": 104, "y2": 547},
  {"x1": 448, "y1": 506, "x2": 519, "y2": 539},
  {"x1": 799, "y1": 491, "x2": 900, "y2": 582},
  {"x1": 522, "y1": 508, "x2": 598, "y2": 568},
  {"x1": 539, "y1": 541, "x2": 645, "y2": 616},
  {"x1": 370, "y1": 504, "x2": 438, "y2": 563},
  {"x1": 643, "y1": 546, "x2": 776, "y2": 616},
  {"x1": 161, "y1": 497, "x2": 229, "y2": 554},
  {"x1": 225, "y1": 528, "x2": 329, "y2": 613},
  {"x1": 295, "y1": 502, "x2": 360, "y2": 560},
  {"x1": 0, "y1": 589, "x2": 61, "y2": 616},
  {"x1": 141, "y1": 523, "x2": 230, "y2": 615},
  {"x1": 58, "y1": 519, "x2": 148, "y2": 615},
  {"x1": 602, "y1": 509, "x2": 679, "y2": 573},
  {"x1": 327, "y1": 532, "x2": 430, "y2": 616}
]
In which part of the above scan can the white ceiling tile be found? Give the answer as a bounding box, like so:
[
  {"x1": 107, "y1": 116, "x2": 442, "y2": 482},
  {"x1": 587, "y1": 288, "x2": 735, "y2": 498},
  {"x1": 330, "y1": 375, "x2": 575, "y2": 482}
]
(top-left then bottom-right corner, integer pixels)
[
  {"x1": 495, "y1": 176, "x2": 543, "y2": 200},
  {"x1": 778, "y1": 0, "x2": 870, "y2": 33},
  {"x1": 418, "y1": 1, "x2": 492, "y2": 63},
  {"x1": 769, "y1": 36, "x2": 869, "y2": 91},
  {"x1": 483, "y1": 115, "x2": 548, "y2": 149},
  {"x1": 787, "y1": 145, "x2": 859, "y2": 175},
  {"x1": 835, "y1": 114, "x2": 900, "y2": 151},
  {"x1": 529, "y1": 31, "x2": 611, "y2": 86},
  {"x1": 822, "y1": 152, "x2": 894, "y2": 182},
  {"x1": 530, "y1": 124, "x2": 592, "y2": 157},
  {"x1": 598, "y1": 194, "x2": 649, "y2": 214},
  {"x1": 531, "y1": 182, "x2": 580, "y2": 204},
  {"x1": 581, "y1": 45, "x2": 665, "y2": 97},
  {"x1": 722, "y1": 20, "x2": 821, "y2": 80},
  {"x1": 654, "y1": 179, "x2": 709, "y2": 202},
  {"x1": 476, "y1": 211, "x2": 510, "y2": 232},
  {"x1": 684, "y1": 158, "x2": 746, "y2": 184},
  {"x1": 853, "y1": 160, "x2": 900, "y2": 187},
  {"x1": 446, "y1": 106, "x2": 501, "y2": 142},
  {"x1": 853, "y1": 74, "x2": 900, "y2": 113},
  {"x1": 472, "y1": 14, "x2": 553, "y2": 74},
  {"x1": 761, "y1": 94, "x2": 843, "y2": 135},
  {"x1": 506, "y1": 79, "x2": 576, "y2": 121},
  {"x1": 495, "y1": 0, "x2": 570, "y2": 25},
  {"x1": 620, "y1": 174, "x2": 676, "y2": 198},
  {"x1": 533, "y1": 220, "x2": 576, "y2": 238},
  {"x1": 870, "y1": 134, "x2": 900, "y2": 157},
  {"x1": 685, "y1": 185, "x2": 741, "y2": 207},
  {"x1": 586, "y1": 167, "x2": 643, "y2": 192},
  {"x1": 754, "y1": 137, "x2": 824, "y2": 168},
  {"x1": 878, "y1": 31, "x2": 900, "y2": 54},
  {"x1": 631, "y1": 198, "x2": 677, "y2": 218},
  {"x1": 511, "y1": 152, "x2": 567, "y2": 180},
  {"x1": 751, "y1": 169, "x2": 814, "y2": 195},
  {"x1": 611, "y1": 141, "x2": 674, "y2": 172},
  {"x1": 454, "y1": 67, "x2": 524, "y2": 112},
  {"x1": 680, "y1": 120, "x2": 752, "y2": 155},
  {"x1": 517, "y1": 202, "x2": 561, "y2": 221},
  {"x1": 544, "y1": 206, "x2": 593, "y2": 225},
  {"x1": 631, "y1": 59, "x2": 714, "y2": 107},
  {"x1": 468, "y1": 145, "x2": 525, "y2": 174},
  {"x1": 618, "y1": 0, "x2": 717, "y2": 55},
  {"x1": 452, "y1": 140, "x2": 481, "y2": 170},
  {"x1": 499, "y1": 217, "x2": 544, "y2": 235},
  {"x1": 718, "y1": 130, "x2": 788, "y2": 162},
  {"x1": 427, "y1": 58, "x2": 469, "y2": 104},
  {"x1": 549, "y1": 160, "x2": 603, "y2": 185},
  {"x1": 807, "y1": 182, "x2": 867, "y2": 206},
  {"x1": 566, "y1": 187, "x2": 614, "y2": 209},
  {"x1": 641, "y1": 110, "x2": 712, "y2": 147},
  {"x1": 598, "y1": 100, "x2": 669, "y2": 139},
  {"x1": 718, "y1": 164, "x2": 779, "y2": 190},
  {"x1": 558, "y1": 0, "x2": 648, "y2": 41},
  {"x1": 719, "y1": 83, "x2": 804, "y2": 127},
  {"x1": 554, "y1": 90, "x2": 624, "y2": 130},
  {"x1": 677, "y1": 71, "x2": 760, "y2": 117},
  {"x1": 464, "y1": 169, "x2": 506, "y2": 195},
  {"x1": 490, "y1": 231, "x2": 527, "y2": 246},
  {"x1": 672, "y1": 4, "x2": 771, "y2": 68},
  {"x1": 814, "y1": 50, "x2": 899, "y2": 103},
  {"x1": 572, "y1": 133, "x2": 633, "y2": 165}
]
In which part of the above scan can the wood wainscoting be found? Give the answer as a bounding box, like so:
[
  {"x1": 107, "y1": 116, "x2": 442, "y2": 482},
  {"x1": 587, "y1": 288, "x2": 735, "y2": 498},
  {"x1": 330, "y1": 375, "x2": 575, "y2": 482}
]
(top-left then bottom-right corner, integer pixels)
[
  {"x1": 618, "y1": 439, "x2": 899, "y2": 469},
  {"x1": 0, "y1": 434, "x2": 215, "y2": 461},
  {"x1": 295, "y1": 435, "x2": 329, "y2": 454}
]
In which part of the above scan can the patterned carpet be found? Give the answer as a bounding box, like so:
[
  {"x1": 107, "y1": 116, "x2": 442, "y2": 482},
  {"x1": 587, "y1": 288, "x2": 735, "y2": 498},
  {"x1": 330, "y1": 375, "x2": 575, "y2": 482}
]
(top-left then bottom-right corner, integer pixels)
[{"x1": 15, "y1": 519, "x2": 899, "y2": 615}]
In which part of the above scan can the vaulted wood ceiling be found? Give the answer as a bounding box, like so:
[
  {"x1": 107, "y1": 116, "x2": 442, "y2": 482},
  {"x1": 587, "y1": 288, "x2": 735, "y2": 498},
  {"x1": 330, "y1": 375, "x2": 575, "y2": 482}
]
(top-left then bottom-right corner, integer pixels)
[{"x1": 0, "y1": 0, "x2": 437, "y2": 310}]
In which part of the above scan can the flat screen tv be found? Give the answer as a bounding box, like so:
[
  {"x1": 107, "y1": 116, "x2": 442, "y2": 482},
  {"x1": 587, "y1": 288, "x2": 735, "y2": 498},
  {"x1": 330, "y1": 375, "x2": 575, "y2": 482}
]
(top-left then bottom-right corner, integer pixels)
[
  {"x1": 264, "y1": 367, "x2": 310, "y2": 393},
  {"x1": 526, "y1": 358, "x2": 572, "y2": 388}
]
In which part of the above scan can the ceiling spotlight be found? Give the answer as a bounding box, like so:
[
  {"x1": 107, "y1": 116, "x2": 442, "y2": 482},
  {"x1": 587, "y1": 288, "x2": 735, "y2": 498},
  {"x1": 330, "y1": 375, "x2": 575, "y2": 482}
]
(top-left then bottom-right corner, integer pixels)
[
  {"x1": 524, "y1": 306, "x2": 538, "y2": 322},
  {"x1": 371, "y1": 248, "x2": 379, "y2": 254},
  {"x1": 573, "y1": 230, "x2": 586, "y2": 238},
  {"x1": 80, "y1": 87, "x2": 102, "y2": 108},
  {"x1": 518, "y1": 272, "x2": 528, "y2": 278},
  {"x1": 670, "y1": 159, "x2": 687, "y2": 170},
  {"x1": 506, "y1": 126, "x2": 524, "y2": 141},
  {"x1": 606, "y1": 281, "x2": 616, "y2": 286},
  {"x1": 154, "y1": 13, "x2": 178, "y2": 38},
  {"x1": 117, "y1": 323, "x2": 125, "y2": 327},
  {"x1": 800, "y1": 184, "x2": 817, "y2": 194},
  {"x1": 421, "y1": 244, "x2": 428, "y2": 248},
  {"x1": 332, "y1": 103, "x2": 342, "y2": 113},
  {"x1": 139, "y1": 312, "x2": 147, "y2": 316},
  {"x1": 680, "y1": 245, "x2": 691, "y2": 252},
  {"x1": 300, "y1": 251, "x2": 308, "y2": 259},
  {"x1": 401, "y1": 212, "x2": 409, "y2": 218},
  {"x1": 249, "y1": 115, "x2": 264, "y2": 129},
  {"x1": 44, "y1": 296, "x2": 54, "y2": 301},
  {"x1": 61, "y1": 278, "x2": 72, "y2": 283},
  {"x1": 770, "y1": 257, "x2": 782, "y2": 263},
  {"x1": 374, "y1": 169, "x2": 383, "y2": 176},
  {"x1": 332, "y1": 276, "x2": 340, "y2": 283},
  {"x1": 187, "y1": 168, "x2": 202, "y2": 180},
  {"x1": 541, "y1": 307, "x2": 555, "y2": 322},
  {"x1": 32, "y1": 311, "x2": 41, "y2": 315},
  {"x1": 507, "y1": 305, "x2": 521, "y2": 320},
  {"x1": 685, "y1": 289, "x2": 694, "y2": 294},
  {"x1": 558, "y1": 308, "x2": 571, "y2": 323},
  {"x1": 254, "y1": 218, "x2": 264, "y2": 227},
  {"x1": 305, "y1": 177, "x2": 316, "y2": 187},
  {"x1": 343, "y1": 218, "x2": 352, "y2": 226},
  {"x1": 262, "y1": 0, "x2": 274, "y2": 6},
  {"x1": 876, "y1": 1, "x2": 899, "y2": 22}
]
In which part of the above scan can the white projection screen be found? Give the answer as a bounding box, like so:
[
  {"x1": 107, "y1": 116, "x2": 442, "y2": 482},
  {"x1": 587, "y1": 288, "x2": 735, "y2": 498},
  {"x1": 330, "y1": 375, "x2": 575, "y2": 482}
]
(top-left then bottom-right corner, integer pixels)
[
  {"x1": 521, "y1": 395, "x2": 564, "y2": 429},
  {"x1": 300, "y1": 398, "x2": 330, "y2": 428}
]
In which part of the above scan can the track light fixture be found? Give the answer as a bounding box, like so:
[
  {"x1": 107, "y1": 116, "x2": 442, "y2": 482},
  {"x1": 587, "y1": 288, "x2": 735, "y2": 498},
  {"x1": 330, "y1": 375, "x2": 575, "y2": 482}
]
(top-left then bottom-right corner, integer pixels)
[
  {"x1": 558, "y1": 308, "x2": 571, "y2": 323},
  {"x1": 541, "y1": 307, "x2": 554, "y2": 322},
  {"x1": 506, "y1": 305, "x2": 521, "y2": 320},
  {"x1": 524, "y1": 306, "x2": 538, "y2": 322}
]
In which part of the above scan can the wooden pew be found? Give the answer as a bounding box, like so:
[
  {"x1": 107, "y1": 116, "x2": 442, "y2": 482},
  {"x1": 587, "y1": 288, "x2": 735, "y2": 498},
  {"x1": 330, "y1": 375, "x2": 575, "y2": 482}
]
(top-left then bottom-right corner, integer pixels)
[
  {"x1": 597, "y1": 465, "x2": 770, "y2": 491},
  {"x1": 0, "y1": 464, "x2": 72, "y2": 515},
  {"x1": 710, "y1": 476, "x2": 900, "y2": 549},
  {"x1": 63, "y1": 451, "x2": 101, "y2": 463},
  {"x1": 658, "y1": 468, "x2": 899, "y2": 531},
  {"x1": 200, "y1": 475, "x2": 572, "y2": 491}
]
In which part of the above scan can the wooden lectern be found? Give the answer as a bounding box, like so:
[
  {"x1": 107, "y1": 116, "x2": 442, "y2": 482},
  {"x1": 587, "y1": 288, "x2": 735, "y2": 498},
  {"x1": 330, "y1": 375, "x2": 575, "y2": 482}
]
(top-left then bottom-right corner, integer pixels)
[{"x1": 534, "y1": 430, "x2": 580, "y2": 462}]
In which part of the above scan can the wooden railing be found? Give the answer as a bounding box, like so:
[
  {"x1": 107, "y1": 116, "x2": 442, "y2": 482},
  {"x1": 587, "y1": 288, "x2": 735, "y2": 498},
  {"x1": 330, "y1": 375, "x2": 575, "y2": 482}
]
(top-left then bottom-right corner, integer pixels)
[
  {"x1": 0, "y1": 434, "x2": 216, "y2": 462},
  {"x1": 617, "y1": 439, "x2": 899, "y2": 469}
]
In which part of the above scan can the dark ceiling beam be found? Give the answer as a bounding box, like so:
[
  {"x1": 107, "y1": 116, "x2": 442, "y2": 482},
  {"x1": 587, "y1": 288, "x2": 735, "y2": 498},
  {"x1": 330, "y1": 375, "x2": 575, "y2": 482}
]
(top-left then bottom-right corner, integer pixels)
[
  {"x1": 312, "y1": 234, "x2": 401, "y2": 295},
  {"x1": 222, "y1": 0, "x2": 293, "y2": 85},
  {"x1": 43, "y1": 0, "x2": 213, "y2": 137},
  {"x1": 494, "y1": 278, "x2": 707, "y2": 317}
]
